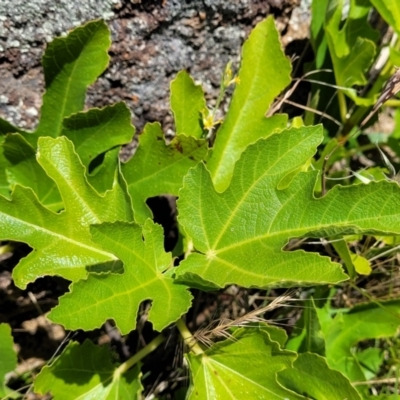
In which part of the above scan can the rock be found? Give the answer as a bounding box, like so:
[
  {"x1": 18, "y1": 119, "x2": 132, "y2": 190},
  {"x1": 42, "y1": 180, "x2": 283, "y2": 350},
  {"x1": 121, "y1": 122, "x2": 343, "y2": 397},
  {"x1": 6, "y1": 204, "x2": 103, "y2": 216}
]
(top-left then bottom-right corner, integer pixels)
[{"x1": 0, "y1": 0, "x2": 302, "y2": 133}]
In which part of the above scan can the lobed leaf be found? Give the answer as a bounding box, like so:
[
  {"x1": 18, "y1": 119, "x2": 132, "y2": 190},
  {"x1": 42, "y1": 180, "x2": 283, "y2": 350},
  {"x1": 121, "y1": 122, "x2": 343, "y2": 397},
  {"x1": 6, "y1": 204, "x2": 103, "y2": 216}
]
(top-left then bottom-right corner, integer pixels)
[
  {"x1": 4, "y1": 133, "x2": 62, "y2": 211},
  {"x1": 0, "y1": 21, "x2": 114, "y2": 203},
  {"x1": 207, "y1": 16, "x2": 291, "y2": 192},
  {"x1": 317, "y1": 300, "x2": 400, "y2": 382},
  {"x1": 122, "y1": 122, "x2": 207, "y2": 223},
  {"x1": 277, "y1": 353, "x2": 361, "y2": 400},
  {"x1": 49, "y1": 220, "x2": 192, "y2": 334},
  {"x1": 170, "y1": 70, "x2": 206, "y2": 138},
  {"x1": 4, "y1": 104, "x2": 134, "y2": 211},
  {"x1": 33, "y1": 20, "x2": 111, "y2": 142},
  {"x1": 186, "y1": 328, "x2": 302, "y2": 399},
  {"x1": 62, "y1": 102, "x2": 134, "y2": 167},
  {"x1": 177, "y1": 125, "x2": 400, "y2": 290},
  {"x1": 0, "y1": 136, "x2": 133, "y2": 289},
  {"x1": 34, "y1": 340, "x2": 142, "y2": 400}
]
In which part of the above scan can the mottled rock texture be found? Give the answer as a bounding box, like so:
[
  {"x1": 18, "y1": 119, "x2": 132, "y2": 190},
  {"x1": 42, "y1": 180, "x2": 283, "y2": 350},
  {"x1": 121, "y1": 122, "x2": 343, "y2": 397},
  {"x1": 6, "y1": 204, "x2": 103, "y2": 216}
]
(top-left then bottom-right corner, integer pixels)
[{"x1": 0, "y1": 0, "x2": 304, "y2": 133}]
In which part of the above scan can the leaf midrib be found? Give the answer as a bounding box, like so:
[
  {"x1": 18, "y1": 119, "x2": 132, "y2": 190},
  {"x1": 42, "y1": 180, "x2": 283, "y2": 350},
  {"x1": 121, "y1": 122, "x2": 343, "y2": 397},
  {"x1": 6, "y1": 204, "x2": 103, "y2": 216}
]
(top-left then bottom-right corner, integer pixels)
[
  {"x1": 1, "y1": 211, "x2": 115, "y2": 260},
  {"x1": 211, "y1": 134, "x2": 315, "y2": 250}
]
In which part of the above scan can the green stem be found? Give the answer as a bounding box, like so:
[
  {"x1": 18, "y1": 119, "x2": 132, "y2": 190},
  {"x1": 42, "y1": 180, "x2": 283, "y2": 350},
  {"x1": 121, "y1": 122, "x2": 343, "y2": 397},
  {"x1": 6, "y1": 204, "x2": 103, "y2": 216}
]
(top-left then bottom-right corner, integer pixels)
[
  {"x1": 384, "y1": 99, "x2": 400, "y2": 108},
  {"x1": 114, "y1": 333, "x2": 166, "y2": 377},
  {"x1": 176, "y1": 318, "x2": 204, "y2": 355},
  {"x1": 345, "y1": 143, "x2": 377, "y2": 157},
  {"x1": 337, "y1": 90, "x2": 348, "y2": 124}
]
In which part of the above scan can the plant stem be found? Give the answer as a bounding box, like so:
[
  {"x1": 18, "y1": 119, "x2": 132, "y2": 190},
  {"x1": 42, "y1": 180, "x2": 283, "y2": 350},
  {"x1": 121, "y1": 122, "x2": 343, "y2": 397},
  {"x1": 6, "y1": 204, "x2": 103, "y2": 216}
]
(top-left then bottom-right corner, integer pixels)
[
  {"x1": 337, "y1": 90, "x2": 348, "y2": 124},
  {"x1": 114, "y1": 333, "x2": 166, "y2": 377},
  {"x1": 176, "y1": 318, "x2": 204, "y2": 355},
  {"x1": 345, "y1": 143, "x2": 377, "y2": 157}
]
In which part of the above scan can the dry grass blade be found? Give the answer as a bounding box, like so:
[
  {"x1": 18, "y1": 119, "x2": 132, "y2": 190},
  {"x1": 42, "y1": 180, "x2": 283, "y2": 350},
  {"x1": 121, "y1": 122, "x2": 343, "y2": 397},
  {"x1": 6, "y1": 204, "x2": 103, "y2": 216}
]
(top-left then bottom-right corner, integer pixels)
[
  {"x1": 266, "y1": 69, "x2": 333, "y2": 117},
  {"x1": 281, "y1": 98, "x2": 342, "y2": 126},
  {"x1": 194, "y1": 290, "x2": 296, "y2": 347},
  {"x1": 361, "y1": 67, "x2": 400, "y2": 128}
]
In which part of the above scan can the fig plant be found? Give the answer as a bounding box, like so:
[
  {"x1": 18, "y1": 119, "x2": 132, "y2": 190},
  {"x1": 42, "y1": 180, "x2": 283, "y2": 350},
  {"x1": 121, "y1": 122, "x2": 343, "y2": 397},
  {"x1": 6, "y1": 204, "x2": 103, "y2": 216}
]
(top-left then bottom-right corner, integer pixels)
[{"x1": 1, "y1": 1, "x2": 400, "y2": 398}]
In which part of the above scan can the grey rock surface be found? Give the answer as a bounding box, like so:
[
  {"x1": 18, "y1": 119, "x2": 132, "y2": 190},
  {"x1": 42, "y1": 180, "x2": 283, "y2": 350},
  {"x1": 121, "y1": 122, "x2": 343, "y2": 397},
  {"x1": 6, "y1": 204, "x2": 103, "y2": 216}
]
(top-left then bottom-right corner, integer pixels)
[{"x1": 0, "y1": 0, "x2": 304, "y2": 134}]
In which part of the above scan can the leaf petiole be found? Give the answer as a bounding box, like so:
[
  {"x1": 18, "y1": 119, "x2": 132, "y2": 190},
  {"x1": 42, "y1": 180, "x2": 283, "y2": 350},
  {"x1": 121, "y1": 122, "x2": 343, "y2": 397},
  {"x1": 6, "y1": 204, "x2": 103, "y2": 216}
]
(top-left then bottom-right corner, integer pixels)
[
  {"x1": 176, "y1": 318, "x2": 204, "y2": 355},
  {"x1": 114, "y1": 333, "x2": 166, "y2": 377}
]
